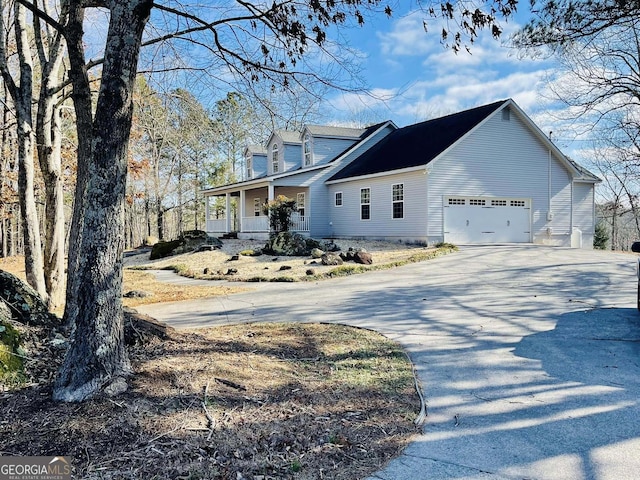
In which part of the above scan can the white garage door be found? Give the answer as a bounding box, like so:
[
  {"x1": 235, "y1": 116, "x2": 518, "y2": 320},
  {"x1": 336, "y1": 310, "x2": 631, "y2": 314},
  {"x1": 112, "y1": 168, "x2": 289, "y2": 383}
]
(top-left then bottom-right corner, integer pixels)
[{"x1": 443, "y1": 196, "x2": 531, "y2": 244}]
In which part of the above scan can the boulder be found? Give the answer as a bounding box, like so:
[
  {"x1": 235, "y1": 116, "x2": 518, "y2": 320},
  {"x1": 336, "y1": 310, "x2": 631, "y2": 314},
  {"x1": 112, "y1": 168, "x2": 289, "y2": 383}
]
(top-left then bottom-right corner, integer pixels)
[
  {"x1": 150, "y1": 230, "x2": 222, "y2": 260},
  {"x1": 0, "y1": 270, "x2": 59, "y2": 327},
  {"x1": 321, "y1": 252, "x2": 343, "y2": 266},
  {"x1": 123, "y1": 290, "x2": 153, "y2": 298},
  {"x1": 263, "y1": 232, "x2": 341, "y2": 257},
  {"x1": 311, "y1": 248, "x2": 324, "y2": 259},
  {"x1": 279, "y1": 265, "x2": 292, "y2": 271},
  {"x1": 353, "y1": 251, "x2": 373, "y2": 265}
]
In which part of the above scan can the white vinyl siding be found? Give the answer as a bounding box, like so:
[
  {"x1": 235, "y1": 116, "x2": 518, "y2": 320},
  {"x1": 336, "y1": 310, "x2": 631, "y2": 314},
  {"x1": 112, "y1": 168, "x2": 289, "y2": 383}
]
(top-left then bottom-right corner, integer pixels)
[
  {"x1": 328, "y1": 170, "x2": 428, "y2": 239},
  {"x1": 572, "y1": 182, "x2": 596, "y2": 248},
  {"x1": 238, "y1": 187, "x2": 268, "y2": 224},
  {"x1": 252, "y1": 153, "x2": 267, "y2": 178},
  {"x1": 283, "y1": 143, "x2": 302, "y2": 172},
  {"x1": 310, "y1": 137, "x2": 358, "y2": 166},
  {"x1": 426, "y1": 110, "x2": 575, "y2": 245}
]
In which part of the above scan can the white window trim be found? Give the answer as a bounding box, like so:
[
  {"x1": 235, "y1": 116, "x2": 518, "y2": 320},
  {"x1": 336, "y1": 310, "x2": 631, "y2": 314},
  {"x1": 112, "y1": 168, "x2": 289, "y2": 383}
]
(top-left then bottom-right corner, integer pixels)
[
  {"x1": 360, "y1": 187, "x2": 371, "y2": 221},
  {"x1": 392, "y1": 183, "x2": 404, "y2": 219},
  {"x1": 335, "y1": 191, "x2": 343, "y2": 207},
  {"x1": 246, "y1": 155, "x2": 253, "y2": 180},
  {"x1": 303, "y1": 133, "x2": 313, "y2": 167},
  {"x1": 271, "y1": 143, "x2": 279, "y2": 174},
  {"x1": 297, "y1": 192, "x2": 306, "y2": 216}
]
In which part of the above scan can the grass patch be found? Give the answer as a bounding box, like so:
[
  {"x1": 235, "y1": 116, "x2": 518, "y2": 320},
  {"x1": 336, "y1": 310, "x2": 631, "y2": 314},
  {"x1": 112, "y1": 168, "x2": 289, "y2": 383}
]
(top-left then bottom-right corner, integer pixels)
[
  {"x1": 307, "y1": 244, "x2": 458, "y2": 281},
  {"x1": 122, "y1": 270, "x2": 245, "y2": 307}
]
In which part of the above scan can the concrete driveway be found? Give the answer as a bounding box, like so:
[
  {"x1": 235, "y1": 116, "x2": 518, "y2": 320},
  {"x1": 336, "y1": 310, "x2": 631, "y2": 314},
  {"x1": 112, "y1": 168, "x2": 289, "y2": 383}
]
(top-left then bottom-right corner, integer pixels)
[{"x1": 138, "y1": 245, "x2": 640, "y2": 480}]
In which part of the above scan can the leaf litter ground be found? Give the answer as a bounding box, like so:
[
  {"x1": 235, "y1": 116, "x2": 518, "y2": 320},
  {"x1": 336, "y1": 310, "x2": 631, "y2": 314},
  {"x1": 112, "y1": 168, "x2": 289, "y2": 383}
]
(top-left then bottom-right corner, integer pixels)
[{"x1": 1, "y1": 322, "x2": 421, "y2": 480}]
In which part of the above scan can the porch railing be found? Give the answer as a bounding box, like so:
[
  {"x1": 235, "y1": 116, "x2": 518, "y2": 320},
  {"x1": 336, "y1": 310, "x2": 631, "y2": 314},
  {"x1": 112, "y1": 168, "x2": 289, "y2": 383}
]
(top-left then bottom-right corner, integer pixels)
[
  {"x1": 209, "y1": 215, "x2": 310, "y2": 234},
  {"x1": 206, "y1": 218, "x2": 227, "y2": 233},
  {"x1": 242, "y1": 216, "x2": 269, "y2": 232},
  {"x1": 291, "y1": 214, "x2": 309, "y2": 232}
]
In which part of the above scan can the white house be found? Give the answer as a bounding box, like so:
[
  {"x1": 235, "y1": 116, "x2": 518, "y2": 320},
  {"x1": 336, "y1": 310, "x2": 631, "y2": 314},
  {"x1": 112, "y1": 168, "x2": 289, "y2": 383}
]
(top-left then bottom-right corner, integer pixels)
[{"x1": 203, "y1": 99, "x2": 600, "y2": 248}]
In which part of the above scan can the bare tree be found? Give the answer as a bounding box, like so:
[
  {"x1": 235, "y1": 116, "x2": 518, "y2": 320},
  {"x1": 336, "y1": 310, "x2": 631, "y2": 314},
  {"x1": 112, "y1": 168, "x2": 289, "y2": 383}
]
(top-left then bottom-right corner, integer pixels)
[
  {"x1": 34, "y1": 0, "x2": 68, "y2": 310},
  {"x1": 37, "y1": 0, "x2": 516, "y2": 401},
  {"x1": 0, "y1": 0, "x2": 48, "y2": 302}
]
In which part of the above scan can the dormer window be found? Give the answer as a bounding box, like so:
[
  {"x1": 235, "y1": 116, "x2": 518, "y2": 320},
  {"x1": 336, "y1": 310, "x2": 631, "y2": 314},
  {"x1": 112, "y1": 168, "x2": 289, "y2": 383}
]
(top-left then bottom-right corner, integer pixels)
[
  {"x1": 303, "y1": 132, "x2": 312, "y2": 166},
  {"x1": 272, "y1": 144, "x2": 279, "y2": 173},
  {"x1": 246, "y1": 153, "x2": 252, "y2": 180}
]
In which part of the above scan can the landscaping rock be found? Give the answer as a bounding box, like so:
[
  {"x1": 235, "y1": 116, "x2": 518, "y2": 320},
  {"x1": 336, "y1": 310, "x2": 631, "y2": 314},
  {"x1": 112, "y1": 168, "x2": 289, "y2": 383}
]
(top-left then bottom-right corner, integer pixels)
[
  {"x1": 229, "y1": 255, "x2": 240, "y2": 261},
  {"x1": 225, "y1": 268, "x2": 238, "y2": 275},
  {"x1": 279, "y1": 265, "x2": 292, "y2": 271},
  {"x1": 263, "y1": 232, "x2": 341, "y2": 257},
  {"x1": 353, "y1": 251, "x2": 373, "y2": 265},
  {"x1": 306, "y1": 269, "x2": 316, "y2": 276},
  {"x1": 150, "y1": 230, "x2": 223, "y2": 260},
  {"x1": 123, "y1": 290, "x2": 153, "y2": 299},
  {"x1": 311, "y1": 248, "x2": 324, "y2": 259},
  {"x1": 321, "y1": 252, "x2": 343, "y2": 266},
  {"x1": 240, "y1": 249, "x2": 262, "y2": 256},
  {"x1": 0, "y1": 270, "x2": 59, "y2": 327}
]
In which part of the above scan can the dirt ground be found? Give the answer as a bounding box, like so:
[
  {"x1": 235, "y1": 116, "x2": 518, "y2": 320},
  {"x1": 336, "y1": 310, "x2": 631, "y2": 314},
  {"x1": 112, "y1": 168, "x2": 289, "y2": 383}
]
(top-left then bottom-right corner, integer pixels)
[
  {"x1": 0, "y1": 242, "x2": 436, "y2": 479},
  {"x1": 1, "y1": 322, "x2": 421, "y2": 479}
]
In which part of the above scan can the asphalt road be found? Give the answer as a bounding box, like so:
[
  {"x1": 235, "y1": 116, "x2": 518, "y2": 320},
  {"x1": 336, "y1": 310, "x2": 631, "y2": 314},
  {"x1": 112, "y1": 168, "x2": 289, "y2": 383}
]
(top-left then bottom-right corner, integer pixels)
[{"x1": 138, "y1": 245, "x2": 640, "y2": 480}]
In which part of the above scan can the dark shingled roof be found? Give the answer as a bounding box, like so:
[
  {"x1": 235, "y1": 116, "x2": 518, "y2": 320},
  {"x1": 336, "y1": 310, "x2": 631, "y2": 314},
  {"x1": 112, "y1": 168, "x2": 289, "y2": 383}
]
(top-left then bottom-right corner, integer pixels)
[{"x1": 328, "y1": 100, "x2": 507, "y2": 181}]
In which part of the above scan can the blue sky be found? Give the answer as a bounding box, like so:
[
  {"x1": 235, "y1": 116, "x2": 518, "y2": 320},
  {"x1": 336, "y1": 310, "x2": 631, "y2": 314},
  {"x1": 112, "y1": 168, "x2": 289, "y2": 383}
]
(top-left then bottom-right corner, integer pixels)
[{"x1": 322, "y1": 5, "x2": 577, "y2": 151}]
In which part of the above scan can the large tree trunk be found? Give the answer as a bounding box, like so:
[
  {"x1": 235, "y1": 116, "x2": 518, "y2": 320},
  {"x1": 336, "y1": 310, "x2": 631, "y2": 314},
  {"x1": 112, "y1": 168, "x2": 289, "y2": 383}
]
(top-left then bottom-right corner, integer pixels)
[
  {"x1": 62, "y1": 4, "x2": 93, "y2": 329},
  {"x1": 54, "y1": 0, "x2": 152, "y2": 402}
]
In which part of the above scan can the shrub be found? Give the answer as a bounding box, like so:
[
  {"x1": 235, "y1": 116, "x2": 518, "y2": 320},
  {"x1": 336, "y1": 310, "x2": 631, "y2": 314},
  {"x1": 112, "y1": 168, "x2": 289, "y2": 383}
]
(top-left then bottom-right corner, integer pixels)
[{"x1": 263, "y1": 195, "x2": 297, "y2": 233}]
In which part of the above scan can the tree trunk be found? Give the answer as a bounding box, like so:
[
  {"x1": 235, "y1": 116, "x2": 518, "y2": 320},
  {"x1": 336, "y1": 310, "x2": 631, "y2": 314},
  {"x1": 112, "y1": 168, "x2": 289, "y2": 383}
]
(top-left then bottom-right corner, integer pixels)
[
  {"x1": 37, "y1": 74, "x2": 66, "y2": 311},
  {"x1": 54, "y1": 0, "x2": 152, "y2": 402},
  {"x1": 12, "y1": 1, "x2": 48, "y2": 302},
  {"x1": 62, "y1": 3, "x2": 95, "y2": 329}
]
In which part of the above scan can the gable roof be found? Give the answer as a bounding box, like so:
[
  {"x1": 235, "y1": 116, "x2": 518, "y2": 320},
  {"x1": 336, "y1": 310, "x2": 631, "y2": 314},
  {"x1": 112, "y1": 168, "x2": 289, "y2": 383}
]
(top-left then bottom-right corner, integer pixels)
[
  {"x1": 244, "y1": 144, "x2": 267, "y2": 156},
  {"x1": 276, "y1": 130, "x2": 302, "y2": 144},
  {"x1": 565, "y1": 156, "x2": 601, "y2": 182},
  {"x1": 305, "y1": 125, "x2": 365, "y2": 139},
  {"x1": 328, "y1": 100, "x2": 507, "y2": 181}
]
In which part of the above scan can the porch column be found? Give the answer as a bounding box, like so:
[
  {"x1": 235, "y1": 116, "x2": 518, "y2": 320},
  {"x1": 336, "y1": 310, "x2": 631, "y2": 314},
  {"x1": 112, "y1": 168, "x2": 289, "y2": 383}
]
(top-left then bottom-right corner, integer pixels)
[
  {"x1": 225, "y1": 193, "x2": 231, "y2": 233},
  {"x1": 239, "y1": 190, "x2": 245, "y2": 233},
  {"x1": 268, "y1": 183, "x2": 275, "y2": 202},
  {"x1": 204, "y1": 195, "x2": 210, "y2": 232}
]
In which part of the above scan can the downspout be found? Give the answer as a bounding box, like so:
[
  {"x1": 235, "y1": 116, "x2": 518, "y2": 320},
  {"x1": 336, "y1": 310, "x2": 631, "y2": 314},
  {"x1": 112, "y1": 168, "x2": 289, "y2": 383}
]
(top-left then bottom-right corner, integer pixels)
[
  {"x1": 546, "y1": 132, "x2": 554, "y2": 241},
  {"x1": 548, "y1": 132, "x2": 552, "y2": 219}
]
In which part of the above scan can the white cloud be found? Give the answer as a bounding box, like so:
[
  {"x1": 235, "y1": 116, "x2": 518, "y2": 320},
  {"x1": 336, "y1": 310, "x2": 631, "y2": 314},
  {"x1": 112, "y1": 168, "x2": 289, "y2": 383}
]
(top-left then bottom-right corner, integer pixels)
[{"x1": 377, "y1": 12, "x2": 434, "y2": 57}]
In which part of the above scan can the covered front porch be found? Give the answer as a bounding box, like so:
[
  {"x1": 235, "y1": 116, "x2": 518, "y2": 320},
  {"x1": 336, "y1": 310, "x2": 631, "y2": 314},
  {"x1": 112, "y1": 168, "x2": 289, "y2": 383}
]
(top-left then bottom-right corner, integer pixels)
[{"x1": 204, "y1": 183, "x2": 310, "y2": 239}]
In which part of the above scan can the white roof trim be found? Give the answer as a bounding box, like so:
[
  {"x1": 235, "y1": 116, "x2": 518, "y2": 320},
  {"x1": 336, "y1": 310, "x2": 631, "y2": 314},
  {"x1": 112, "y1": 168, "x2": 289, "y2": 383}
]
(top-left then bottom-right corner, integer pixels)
[
  {"x1": 204, "y1": 121, "x2": 397, "y2": 195},
  {"x1": 326, "y1": 164, "x2": 427, "y2": 184}
]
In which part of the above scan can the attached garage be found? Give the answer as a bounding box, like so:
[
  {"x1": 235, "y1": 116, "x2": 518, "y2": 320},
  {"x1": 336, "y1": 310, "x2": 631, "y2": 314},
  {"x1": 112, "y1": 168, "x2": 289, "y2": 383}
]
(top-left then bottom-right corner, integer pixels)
[{"x1": 443, "y1": 196, "x2": 531, "y2": 244}]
